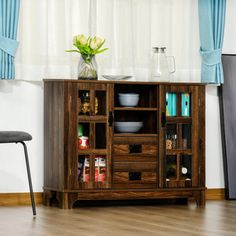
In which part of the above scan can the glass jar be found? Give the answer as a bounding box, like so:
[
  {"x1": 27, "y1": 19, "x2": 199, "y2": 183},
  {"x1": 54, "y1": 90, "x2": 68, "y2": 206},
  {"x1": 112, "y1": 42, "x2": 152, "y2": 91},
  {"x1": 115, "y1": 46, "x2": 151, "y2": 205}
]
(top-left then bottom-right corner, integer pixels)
[
  {"x1": 78, "y1": 54, "x2": 97, "y2": 80},
  {"x1": 151, "y1": 47, "x2": 175, "y2": 82}
]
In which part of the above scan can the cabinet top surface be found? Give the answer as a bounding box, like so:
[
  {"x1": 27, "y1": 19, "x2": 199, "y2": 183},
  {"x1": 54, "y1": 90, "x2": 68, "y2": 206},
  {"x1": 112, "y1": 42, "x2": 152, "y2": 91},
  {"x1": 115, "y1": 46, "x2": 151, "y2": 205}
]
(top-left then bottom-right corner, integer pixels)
[{"x1": 43, "y1": 79, "x2": 206, "y2": 86}]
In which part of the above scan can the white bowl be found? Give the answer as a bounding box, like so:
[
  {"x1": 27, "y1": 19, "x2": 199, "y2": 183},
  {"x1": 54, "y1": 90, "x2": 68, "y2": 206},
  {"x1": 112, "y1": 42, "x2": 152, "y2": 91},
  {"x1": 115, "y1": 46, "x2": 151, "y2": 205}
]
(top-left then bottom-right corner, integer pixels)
[
  {"x1": 114, "y1": 122, "x2": 143, "y2": 133},
  {"x1": 118, "y1": 93, "x2": 139, "y2": 107}
]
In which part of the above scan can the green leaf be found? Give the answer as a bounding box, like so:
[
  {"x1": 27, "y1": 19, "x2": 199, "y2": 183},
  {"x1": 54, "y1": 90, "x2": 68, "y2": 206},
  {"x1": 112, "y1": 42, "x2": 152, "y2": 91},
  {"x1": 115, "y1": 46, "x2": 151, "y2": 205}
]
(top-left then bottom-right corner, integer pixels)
[
  {"x1": 95, "y1": 48, "x2": 109, "y2": 54},
  {"x1": 65, "y1": 49, "x2": 81, "y2": 53}
]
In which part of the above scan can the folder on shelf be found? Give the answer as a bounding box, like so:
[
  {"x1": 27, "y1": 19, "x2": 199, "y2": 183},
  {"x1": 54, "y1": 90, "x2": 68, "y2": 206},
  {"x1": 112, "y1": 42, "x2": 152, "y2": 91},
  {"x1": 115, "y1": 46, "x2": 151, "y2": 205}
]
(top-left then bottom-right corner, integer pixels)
[
  {"x1": 181, "y1": 93, "x2": 190, "y2": 117},
  {"x1": 166, "y1": 93, "x2": 177, "y2": 116}
]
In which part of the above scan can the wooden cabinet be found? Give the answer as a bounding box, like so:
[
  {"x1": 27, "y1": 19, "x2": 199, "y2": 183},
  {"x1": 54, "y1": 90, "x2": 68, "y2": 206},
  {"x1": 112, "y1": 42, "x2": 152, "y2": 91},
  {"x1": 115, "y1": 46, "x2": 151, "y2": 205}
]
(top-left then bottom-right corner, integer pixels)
[{"x1": 43, "y1": 80, "x2": 205, "y2": 209}]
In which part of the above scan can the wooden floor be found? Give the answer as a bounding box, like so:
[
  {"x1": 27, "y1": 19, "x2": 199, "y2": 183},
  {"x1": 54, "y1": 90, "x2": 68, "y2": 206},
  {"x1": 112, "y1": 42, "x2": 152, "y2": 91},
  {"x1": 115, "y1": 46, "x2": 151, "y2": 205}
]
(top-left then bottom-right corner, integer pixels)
[{"x1": 1, "y1": 200, "x2": 236, "y2": 236}]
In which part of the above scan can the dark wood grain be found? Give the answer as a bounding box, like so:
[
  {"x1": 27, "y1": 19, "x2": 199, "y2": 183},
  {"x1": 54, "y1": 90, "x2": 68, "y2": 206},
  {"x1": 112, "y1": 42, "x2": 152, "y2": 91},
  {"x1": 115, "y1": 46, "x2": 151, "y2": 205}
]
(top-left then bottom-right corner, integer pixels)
[{"x1": 43, "y1": 80, "x2": 205, "y2": 209}]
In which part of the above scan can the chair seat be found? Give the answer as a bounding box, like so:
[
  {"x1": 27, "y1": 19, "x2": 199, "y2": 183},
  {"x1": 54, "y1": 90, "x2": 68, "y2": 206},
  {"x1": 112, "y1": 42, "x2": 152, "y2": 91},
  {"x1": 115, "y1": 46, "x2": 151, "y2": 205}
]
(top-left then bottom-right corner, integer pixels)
[{"x1": 0, "y1": 131, "x2": 32, "y2": 143}]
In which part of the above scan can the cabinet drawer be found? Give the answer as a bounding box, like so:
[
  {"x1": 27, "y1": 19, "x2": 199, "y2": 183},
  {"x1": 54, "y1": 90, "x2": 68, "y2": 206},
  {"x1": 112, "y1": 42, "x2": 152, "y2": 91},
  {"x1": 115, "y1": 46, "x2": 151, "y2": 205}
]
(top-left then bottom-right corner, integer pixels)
[
  {"x1": 112, "y1": 162, "x2": 157, "y2": 189},
  {"x1": 113, "y1": 155, "x2": 157, "y2": 162},
  {"x1": 113, "y1": 162, "x2": 157, "y2": 172},
  {"x1": 113, "y1": 144, "x2": 157, "y2": 155}
]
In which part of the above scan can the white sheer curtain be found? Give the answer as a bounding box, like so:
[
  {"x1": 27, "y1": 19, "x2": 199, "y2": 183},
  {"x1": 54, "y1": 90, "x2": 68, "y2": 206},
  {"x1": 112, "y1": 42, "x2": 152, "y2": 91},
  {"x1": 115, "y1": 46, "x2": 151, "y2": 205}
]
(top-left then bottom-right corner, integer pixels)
[{"x1": 15, "y1": 0, "x2": 201, "y2": 82}]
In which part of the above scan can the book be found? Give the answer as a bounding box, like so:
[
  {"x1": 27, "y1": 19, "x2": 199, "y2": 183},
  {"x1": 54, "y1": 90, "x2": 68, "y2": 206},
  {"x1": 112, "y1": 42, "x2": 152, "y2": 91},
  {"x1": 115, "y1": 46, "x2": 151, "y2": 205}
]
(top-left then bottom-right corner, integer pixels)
[
  {"x1": 166, "y1": 93, "x2": 177, "y2": 116},
  {"x1": 181, "y1": 93, "x2": 190, "y2": 117},
  {"x1": 98, "y1": 157, "x2": 106, "y2": 182},
  {"x1": 83, "y1": 157, "x2": 90, "y2": 182}
]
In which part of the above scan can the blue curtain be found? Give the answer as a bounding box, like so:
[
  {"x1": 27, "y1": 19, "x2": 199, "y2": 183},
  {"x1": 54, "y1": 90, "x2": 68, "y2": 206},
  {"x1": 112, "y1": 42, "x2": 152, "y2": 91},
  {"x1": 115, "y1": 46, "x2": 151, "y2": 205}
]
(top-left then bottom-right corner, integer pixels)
[
  {"x1": 0, "y1": 0, "x2": 20, "y2": 79},
  {"x1": 198, "y1": 0, "x2": 226, "y2": 84}
]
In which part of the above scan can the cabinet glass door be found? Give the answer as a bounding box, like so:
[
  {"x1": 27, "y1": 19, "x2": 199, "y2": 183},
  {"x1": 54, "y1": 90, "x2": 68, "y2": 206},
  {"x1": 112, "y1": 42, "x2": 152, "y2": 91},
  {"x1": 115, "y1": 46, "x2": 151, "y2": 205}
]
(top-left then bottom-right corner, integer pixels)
[
  {"x1": 159, "y1": 85, "x2": 200, "y2": 188},
  {"x1": 73, "y1": 83, "x2": 112, "y2": 190}
]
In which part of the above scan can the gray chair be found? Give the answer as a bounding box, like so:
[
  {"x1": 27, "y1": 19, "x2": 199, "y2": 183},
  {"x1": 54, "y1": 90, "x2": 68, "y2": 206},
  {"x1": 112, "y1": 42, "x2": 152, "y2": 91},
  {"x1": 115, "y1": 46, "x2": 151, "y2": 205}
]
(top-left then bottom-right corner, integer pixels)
[{"x1": 0, "y1": 131, "x2": 36, "y2": 215}]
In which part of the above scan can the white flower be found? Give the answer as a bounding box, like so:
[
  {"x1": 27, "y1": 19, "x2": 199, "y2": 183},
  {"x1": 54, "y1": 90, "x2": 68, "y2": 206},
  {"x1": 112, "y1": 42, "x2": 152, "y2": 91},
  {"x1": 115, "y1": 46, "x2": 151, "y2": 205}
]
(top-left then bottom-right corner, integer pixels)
[
  {"x1": 90, "y1": 36, "x2": 104, "y2": 50},
  {"x1": 74, "y1": 34, "x2": 88, "y2": 45}
]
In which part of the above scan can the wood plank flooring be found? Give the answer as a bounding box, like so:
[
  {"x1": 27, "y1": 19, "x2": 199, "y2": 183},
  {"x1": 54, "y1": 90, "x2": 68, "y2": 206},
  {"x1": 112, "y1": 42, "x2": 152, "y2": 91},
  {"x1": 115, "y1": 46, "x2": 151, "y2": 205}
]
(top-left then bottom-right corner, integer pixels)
[{"x1": 1, "y1": 200, "x2": 236, "y2": 236}]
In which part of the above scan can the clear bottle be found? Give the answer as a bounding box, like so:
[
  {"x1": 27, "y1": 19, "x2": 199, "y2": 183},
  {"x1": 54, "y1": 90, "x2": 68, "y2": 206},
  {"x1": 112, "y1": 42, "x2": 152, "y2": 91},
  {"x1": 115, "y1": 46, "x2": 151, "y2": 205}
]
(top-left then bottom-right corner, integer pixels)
[{"x1": 151, "y1": 47, "x2": 175, "y2": 82}]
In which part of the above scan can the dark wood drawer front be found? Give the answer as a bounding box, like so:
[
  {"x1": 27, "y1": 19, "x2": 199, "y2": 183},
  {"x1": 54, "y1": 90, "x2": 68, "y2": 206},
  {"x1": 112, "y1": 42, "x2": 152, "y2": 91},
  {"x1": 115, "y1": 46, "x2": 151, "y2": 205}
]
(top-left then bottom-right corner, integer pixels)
[
  {"x1": 113, "y1": 136, "x2": 157, "y2": 144},
  {"x1": 113, "y1": 162, "x2": 157, "y2": 172},
  {"x1": 112, "y1": 162, "x2": 157, "y2": 189},
  {"x1": 113, "y1": 144, "x2": 157, "y2": 155},
  {"x1": 113, "y1": 155, "x2": 157, "y2": 162}
]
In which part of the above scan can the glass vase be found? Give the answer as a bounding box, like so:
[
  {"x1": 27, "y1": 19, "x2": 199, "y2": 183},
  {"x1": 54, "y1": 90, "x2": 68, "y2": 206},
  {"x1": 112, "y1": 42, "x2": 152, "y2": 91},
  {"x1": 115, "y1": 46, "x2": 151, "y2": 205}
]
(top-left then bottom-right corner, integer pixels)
[{"x1": 78, "y1": 55, "x2": 98, "y2": 80}]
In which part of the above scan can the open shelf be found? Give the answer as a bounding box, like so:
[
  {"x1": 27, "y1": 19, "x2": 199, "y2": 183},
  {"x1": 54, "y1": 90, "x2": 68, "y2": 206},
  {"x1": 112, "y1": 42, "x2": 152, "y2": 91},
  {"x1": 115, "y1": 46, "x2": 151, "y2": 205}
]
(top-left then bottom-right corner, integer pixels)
[
  {"x1": 114, "y1": 133, "x2": 158, "y2": 137},
  {"x1": 114, "y1": 110, "x2": 157, "y2": 134},
  {"x1": 114, "y1": 84, "x2": 158, "y2": 108},
  {"x1": 114, "y1": 107, "x2": 157, "y2": 111}
]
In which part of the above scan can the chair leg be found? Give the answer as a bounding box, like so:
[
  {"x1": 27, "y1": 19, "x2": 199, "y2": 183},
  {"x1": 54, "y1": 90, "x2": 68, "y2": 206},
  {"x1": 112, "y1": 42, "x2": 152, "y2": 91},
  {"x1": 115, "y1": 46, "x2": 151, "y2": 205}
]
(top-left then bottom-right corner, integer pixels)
[{"x1": 20, "y1": 141, "x2": 36, "y2": 215}]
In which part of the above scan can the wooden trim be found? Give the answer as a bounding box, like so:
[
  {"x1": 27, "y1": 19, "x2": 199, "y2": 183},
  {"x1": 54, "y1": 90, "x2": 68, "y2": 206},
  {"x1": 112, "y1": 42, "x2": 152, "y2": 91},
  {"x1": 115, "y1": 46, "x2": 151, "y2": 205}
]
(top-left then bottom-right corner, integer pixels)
[
  {"x1": 43, "y1": 79, "x2": 206, "y2": 86},
  {"x1": 206, "y1": 188, "x2": 225, "y2": 200},
  {"x1": 0, "y1": 189, "x2": 225, "y2": 206},
  {"x1": 0, "y1": 192, "x2": 43, "y2": 206}
]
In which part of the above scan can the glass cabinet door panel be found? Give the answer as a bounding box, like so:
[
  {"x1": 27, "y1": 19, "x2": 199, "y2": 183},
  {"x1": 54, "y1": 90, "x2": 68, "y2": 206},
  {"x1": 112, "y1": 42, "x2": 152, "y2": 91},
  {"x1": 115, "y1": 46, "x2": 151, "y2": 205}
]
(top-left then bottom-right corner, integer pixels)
[
  {"x1": 180, "y1": 155, "x2": 192, "y2": 181},
  {"x1": 181, "y1": 93, "x2": 191, "y2": 117},
  {"x1": 95, "y1": 91, "x2": 107, "y2": 115},
  {"x1": 182, "y1": 124, "x2": 192, "y2": 149},
  {"x1": 78, "y1": 155, "x2": 91, "y2": 189},
  {"x1": 78, "y1": 155, "x2": 107, "y2": 189},
  {"x1": 77, "y1": 123, "x2": 90, "y2": 150},
  {"x1": 166, "y1": 93, "x2": 177, "y2": 116},
  {"x1": 166, "y1": 155, "x2": 177, "y2": 180},
  {"x1": 78, "y1": 90, "x2": 90, "y2": 115},
  {"x1": 95, "y1": 123, "x2": 106, "y2": 149},
  {"x1": 95, "y1": 155, "x2": 107, "y2": 183},
  {"x1": 166, "y1": 124, "x2": 177, "y2": 150}
]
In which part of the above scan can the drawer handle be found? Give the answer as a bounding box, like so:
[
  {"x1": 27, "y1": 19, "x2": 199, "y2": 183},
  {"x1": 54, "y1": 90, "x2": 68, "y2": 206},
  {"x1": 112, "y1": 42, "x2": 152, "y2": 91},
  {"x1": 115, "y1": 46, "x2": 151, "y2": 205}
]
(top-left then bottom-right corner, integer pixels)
[
  {"x1": 129, "y1": 144, "x2": 142, "y2": 153},
  {"x1": 129, "y1": 172, "x2": 141, "y2": 181}
]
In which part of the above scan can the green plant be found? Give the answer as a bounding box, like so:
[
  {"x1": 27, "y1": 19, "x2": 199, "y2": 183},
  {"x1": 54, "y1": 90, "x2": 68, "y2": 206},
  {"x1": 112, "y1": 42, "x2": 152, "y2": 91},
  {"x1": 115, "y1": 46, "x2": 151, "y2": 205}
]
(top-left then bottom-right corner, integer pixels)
[{"x1": 66, "y1": 34, "x2": 108, "y2": 62}]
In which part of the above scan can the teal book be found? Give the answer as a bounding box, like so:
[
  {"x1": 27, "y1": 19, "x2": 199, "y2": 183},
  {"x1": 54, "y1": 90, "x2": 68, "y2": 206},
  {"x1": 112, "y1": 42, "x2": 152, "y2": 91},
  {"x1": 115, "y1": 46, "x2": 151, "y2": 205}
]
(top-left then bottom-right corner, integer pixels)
[
  {"x1": 166, "y1": 93, "x2": 177, "y2": 116},
  {"x1": 171, "y1": 93, "x2": 177, "y2": 116},
  {"x1": 181, "y1": 93, "x2": 190, "y2": 116},
  {"x1": 166, "y1": 93, "x2": 171, "y2": 116}
]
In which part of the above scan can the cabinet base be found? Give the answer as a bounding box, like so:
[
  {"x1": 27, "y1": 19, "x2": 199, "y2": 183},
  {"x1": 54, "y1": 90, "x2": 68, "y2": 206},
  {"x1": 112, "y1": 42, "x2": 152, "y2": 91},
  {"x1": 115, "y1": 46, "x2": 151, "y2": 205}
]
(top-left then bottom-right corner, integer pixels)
[{"x1": 43, "y1": 188, "x2": 206, "y2": 209}]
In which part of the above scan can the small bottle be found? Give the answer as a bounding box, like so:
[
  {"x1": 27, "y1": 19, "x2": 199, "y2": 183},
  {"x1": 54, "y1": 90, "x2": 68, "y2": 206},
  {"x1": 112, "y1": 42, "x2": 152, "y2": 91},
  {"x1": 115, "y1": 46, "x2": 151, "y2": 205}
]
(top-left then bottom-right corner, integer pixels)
[
  {"x1": 81, "y1": 92, "x2": 90, "y2": 115},
  {"x1": 172, "y1": 134, "x2": 177, "y2": 149},
  {"x1": 78, "y1": 124, "x2": 83, "y2": 137}
]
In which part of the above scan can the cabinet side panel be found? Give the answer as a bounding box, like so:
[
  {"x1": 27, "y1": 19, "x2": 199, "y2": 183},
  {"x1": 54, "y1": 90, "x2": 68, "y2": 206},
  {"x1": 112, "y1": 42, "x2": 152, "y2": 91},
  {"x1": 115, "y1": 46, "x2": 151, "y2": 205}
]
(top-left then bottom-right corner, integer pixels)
[
  {"x1": 191, "y1": 86, "x2": 200, "y2": 187},
  {"x1": 44, "y1": 82, "x2": 65, "y2": 190},
  {"x1": 199, "y1": 86, "x2": 205, "y2": 188}
]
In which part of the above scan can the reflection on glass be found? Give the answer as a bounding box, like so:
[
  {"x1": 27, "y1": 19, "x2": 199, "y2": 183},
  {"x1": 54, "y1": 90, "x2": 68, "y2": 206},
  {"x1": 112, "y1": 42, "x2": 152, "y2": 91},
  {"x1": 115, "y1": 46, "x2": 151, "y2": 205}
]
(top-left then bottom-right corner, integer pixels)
[
  {"x1": 166, "y1": 93, "x2": 177, "y2": 116},
  {"x1": 95, "y1": 91, "x2": 106, "y2": 115},
  {"x1": 182, "y1": 124, "x2": 192, "y2": 149},
  {"x1": 166, "y1": 124, "x2": 177, "y2": 149},
  {"x1": 180, "y1": 155, "x2": 192, "y2": 180},
  {"x1": 181, "y1": 93, "x2": 191, "y2": 117},
  {"x1": 166, "y1": 155, "x2": 177, "y2": 180}
]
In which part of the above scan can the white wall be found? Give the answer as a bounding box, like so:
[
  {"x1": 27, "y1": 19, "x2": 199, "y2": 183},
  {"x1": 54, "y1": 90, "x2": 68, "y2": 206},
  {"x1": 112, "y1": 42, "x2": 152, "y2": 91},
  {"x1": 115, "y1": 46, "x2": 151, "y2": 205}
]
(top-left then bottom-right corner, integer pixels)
[
  {"x1": 0, "y1": 1, "x2": 236, "y2": 192},
  {"x1": 205, "y1": 0, "x2": 236, "y2": 188},
  {"x1": 0, "y1": 81, "x2": 43, "y2": 192}
]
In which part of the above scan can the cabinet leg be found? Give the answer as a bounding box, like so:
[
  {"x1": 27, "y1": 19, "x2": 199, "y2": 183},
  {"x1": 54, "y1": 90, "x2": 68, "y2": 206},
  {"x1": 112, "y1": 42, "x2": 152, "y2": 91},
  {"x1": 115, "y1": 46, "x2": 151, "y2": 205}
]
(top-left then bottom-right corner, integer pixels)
[
  {"x1": 57, "y1": 192, "x2": 69, "y2": 209},
  {"x1": 194, "y1": 190, "x2": 205, "y2": 207},
  {"x1": 43, "y1": 190, "x2": 52, "y2": 206}
]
